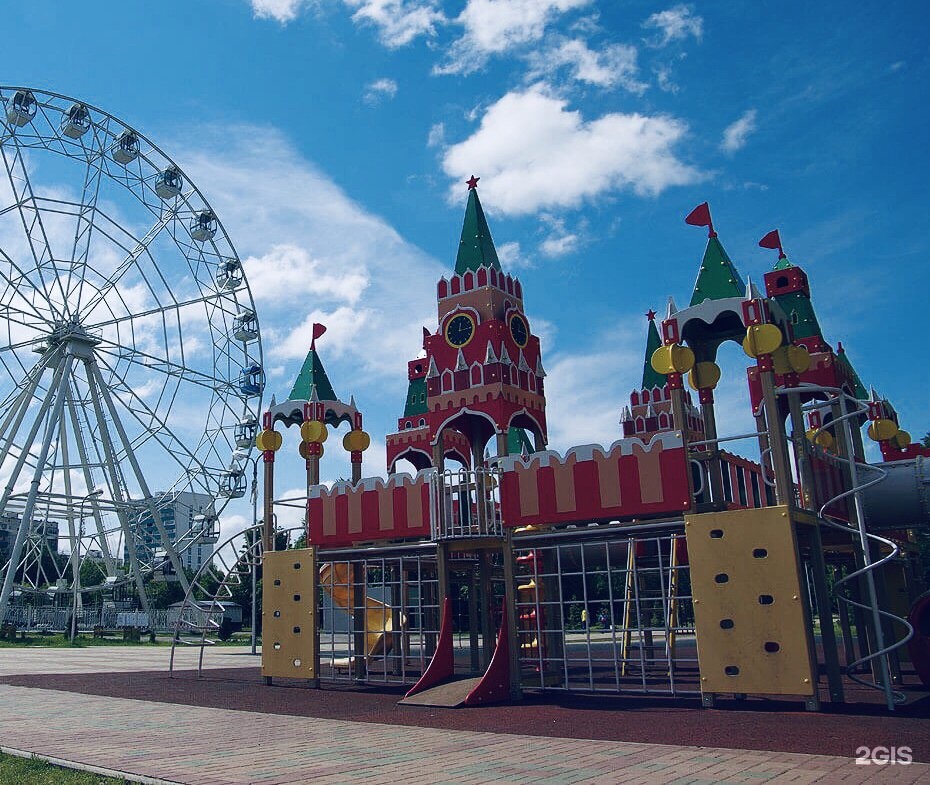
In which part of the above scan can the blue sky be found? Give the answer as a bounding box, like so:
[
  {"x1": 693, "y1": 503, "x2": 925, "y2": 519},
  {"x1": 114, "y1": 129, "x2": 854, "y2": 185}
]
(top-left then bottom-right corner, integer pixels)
[{"x1": 3, "y1": 0, "x2": 927, "y2": 532}]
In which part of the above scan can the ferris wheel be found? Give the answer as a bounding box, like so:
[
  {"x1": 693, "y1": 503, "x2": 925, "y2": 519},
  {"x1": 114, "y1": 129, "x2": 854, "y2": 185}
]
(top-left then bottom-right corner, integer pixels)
[{"x1": 0, "y1": 86, "x2": 263, "y2": 620}]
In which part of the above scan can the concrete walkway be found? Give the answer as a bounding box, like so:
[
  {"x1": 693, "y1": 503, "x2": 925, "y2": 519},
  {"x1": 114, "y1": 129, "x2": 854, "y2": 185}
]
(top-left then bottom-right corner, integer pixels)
[{"x1": 0, "y1": 647, "x2": 925, "y2": 784}]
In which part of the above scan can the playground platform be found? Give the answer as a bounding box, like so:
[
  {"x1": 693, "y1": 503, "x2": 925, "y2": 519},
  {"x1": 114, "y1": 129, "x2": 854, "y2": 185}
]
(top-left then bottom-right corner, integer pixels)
[{"x1": 0, "y1": 647, "x2": 929, "y2": 783}]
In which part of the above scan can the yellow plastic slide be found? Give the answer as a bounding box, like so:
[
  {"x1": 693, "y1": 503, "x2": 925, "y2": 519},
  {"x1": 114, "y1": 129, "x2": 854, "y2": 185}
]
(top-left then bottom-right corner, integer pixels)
[{"x1": 319, "y1": 562, "x2": 394, "y2": 656}]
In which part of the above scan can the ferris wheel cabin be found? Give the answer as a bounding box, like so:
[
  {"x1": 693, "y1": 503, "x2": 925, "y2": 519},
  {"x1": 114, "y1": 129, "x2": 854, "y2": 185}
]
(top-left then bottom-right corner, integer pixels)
[
  {"x1": 60, "y1": 103, "x2": 91, "y2": 138},
  {"x1": 111, "y1": 130, "x2": 139, "y2": 164},
  {"x1": 154, "y1": 166, "x2": 183, "y2": 199},
  {"x1": 190, "y1": 210, "x2": 217, "y2": 242},
  {"x1": 5, "y1": 89, "x2": 36, "y2": 127},
  {"x1": 217, "y1": 258, "x2": 243, "y2": 290}
]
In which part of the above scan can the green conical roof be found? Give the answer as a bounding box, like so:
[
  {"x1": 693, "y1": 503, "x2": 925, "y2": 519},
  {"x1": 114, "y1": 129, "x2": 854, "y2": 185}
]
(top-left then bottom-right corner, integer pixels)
[
  {"x1": 455, "y1": 188, "x2": 501, "y2": 275},
  {"x1": 507, "y1": 427, "x2": 534, "y2": 455},
  {"x1": 689, "y1": 236, "x2": 746, "y2": 306},
  {"x1": 288, "y1": 348, "x2": 337, "y2": 402},
  {"x1": 836, "y1": 344, "x2": 868, "y2": 400},
  {"x1": 770, "y1": 256, "x2": 826, "y2": 344},
  {"x1": 403, "y1": 376, "x2": 427, "y2": 418},
  {"x1": 641, "y1": 314, "x2": 667, "y2": 389}
]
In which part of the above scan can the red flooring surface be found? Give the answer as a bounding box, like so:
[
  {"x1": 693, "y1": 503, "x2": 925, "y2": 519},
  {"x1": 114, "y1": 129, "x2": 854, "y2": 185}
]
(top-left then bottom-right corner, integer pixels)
[{"x1": 5, "y1": 666, "x2": 930, "y2": 762}]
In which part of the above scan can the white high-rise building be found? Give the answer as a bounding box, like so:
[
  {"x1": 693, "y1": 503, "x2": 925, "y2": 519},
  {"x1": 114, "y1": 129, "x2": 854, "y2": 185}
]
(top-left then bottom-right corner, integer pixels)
[{"x1": 124, "y1": 492, "x2": 217, "y2": 575}]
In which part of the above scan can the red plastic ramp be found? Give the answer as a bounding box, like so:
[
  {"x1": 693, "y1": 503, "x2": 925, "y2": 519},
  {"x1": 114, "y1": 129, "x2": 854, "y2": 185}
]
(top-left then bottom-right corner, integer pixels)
[{"x1": 400, "y1": 599, "x2": 513, "y2": 708}]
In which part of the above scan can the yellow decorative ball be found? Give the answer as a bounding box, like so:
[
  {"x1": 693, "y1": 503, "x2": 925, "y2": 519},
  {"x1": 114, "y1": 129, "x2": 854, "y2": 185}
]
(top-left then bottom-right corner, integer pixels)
[
  {"x1": 651, "y1": 343, "x2": 695, "y2": 375},
  {"x1": 787, "y1": 344, "x2": 811, "y2": 374},
  {"x1": 805, "y1": 428, "x2": 834, "y2": 450},
  {"x1": 892, "y1": 430, "x2": 911, "y2": 449},
  {"x1": 687, "y1": 361, "x2": 721, "y2": 391},
  {"x1": 867, "y1": 418, "x2": 899, "y2": 442},
  {"x1": 343, "y1": 429, "x2": 371, "y2": 452},
  {"x1": 300, "y1": 420, "x2": 328, "y2": 444},
  {"x1": 255, "y1": 429, "x2": 283, "y2": 452},
  {"x1": 742, "y1": 323, "x2": 782, "y2": 358}
]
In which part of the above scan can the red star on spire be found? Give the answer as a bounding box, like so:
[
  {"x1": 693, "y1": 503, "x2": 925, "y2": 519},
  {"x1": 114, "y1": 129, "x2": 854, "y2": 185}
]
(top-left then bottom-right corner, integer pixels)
[
  {"x1": 466, "y1": 175, "x2": 480, "y2": 190},
  {"x1": 646, "y1": 309, "x2": 657, "y2": 321}
]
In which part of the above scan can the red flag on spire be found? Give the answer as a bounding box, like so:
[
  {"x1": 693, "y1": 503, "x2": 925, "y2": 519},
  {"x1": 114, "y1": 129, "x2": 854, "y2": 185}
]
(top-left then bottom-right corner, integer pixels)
[
  {"x1": 758, "y1": 229, "x2": 785, "y2": 258},
  {"x1": 685, "y1": 202, "x2": 716, "y2": 237},
  {"x1": 311, "y1": 322, "x2": 326, "y2": 350}
]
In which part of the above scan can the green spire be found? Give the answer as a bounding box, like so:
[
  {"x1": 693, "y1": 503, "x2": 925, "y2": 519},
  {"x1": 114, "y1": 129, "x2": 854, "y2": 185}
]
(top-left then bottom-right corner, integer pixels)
[
  {"x1": 836, "y1": 343, "x2": 868, "y2": 400},
  {"x1": 455, "y1": 187, "x2": 501, "y2": 275},
  {"x1": 689, "y1": 236, "x2": 746, "y2": 306},
  {"x1": 641, "y1": 312, "x2": 667, "y2": 389},
  {"x1": 769, "y1": 256, "x2": 826, "y2": 345},
  {"x1": 403, "y1": 375, "x2": 428, "y2": 418},
  {"x1": 288, "y1": 348, "x2": 337, "y2": 402},
  {"x1": 507, "y1": 427, "x2": 534, "y2": 455}
]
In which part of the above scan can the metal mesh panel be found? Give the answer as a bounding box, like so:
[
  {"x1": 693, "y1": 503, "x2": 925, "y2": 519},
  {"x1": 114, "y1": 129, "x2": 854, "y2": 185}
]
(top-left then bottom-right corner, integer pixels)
[
  {"x1": 318, "y1": 554, "x2": 439, "y2": 686},
  {"x1": 515, "y1": 532, "x2": 699, "y2": 696}
]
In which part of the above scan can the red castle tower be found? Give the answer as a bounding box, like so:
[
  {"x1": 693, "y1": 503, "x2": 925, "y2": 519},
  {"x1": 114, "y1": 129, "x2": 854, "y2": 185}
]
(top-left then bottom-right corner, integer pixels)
[
  {"x1": 386, "y1": 178, "x2": 547, "y2": 473},
  {"x1": 621, "y1": 308, "x2": 704, "y2": 441}
]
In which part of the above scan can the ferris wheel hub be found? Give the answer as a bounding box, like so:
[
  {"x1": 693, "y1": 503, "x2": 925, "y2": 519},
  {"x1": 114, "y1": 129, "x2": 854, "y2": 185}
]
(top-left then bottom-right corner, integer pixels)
[{"x1": 34, "y1": 321, "x2": 101, "y2": 360}]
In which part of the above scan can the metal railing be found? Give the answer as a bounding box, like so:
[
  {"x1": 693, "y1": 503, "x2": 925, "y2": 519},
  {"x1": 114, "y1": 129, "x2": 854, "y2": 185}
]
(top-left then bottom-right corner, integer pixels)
[{"x1": 429, "y1": 466, "x2": 503, "y2": 540}]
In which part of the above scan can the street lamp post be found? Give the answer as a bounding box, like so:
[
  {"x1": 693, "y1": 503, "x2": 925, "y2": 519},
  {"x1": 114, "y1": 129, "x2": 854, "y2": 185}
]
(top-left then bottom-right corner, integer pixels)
[
  {"x1": 250, "y1": 458, "x2": 259, "y2": 655},
  {"x1": 71, "y1": 489, "x2": 103, "y2": 644}
]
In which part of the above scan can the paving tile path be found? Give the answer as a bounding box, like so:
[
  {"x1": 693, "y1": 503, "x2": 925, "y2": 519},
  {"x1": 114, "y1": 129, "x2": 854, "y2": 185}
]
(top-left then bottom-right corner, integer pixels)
[{"x1": 0, "y1": 647, "x2": 926, "y2": 784}]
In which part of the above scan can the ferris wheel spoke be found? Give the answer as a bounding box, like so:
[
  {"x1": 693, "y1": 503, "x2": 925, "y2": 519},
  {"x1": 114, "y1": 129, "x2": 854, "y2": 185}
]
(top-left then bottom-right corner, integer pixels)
[
  {"x1": 94, "y1": 340, "x2": 229, "y2": 393},
  {"x1": 65, "y1": 124, "x2": 109, "y2": 315},
  {"x1": 93, "y1": 352, "x2": 211, "y2": 476},
  {"x1": 0, "y1": 140, "x2": 70, "y2": 319},
  {"x1": 77, "y1": 208, "x2": 179, "y2": 320},
  {"x1": 0, "y1": 246, "x2": 56, "y2": 325},
  {"x1": 86, "y1": 359, "x2": 190, "y2": 591},
  {"x1": 85, "y1": 288, "x2": 239, "y2": 333}
]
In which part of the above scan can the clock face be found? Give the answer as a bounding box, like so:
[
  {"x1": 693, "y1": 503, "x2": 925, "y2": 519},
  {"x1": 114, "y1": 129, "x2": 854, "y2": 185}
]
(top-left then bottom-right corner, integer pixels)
[
  {"x1": 445, "y1": 313, "x2": 475, "y2": 347},
  {"x1": 510, "y1": 314, "x2": 529, "y2": 347}
]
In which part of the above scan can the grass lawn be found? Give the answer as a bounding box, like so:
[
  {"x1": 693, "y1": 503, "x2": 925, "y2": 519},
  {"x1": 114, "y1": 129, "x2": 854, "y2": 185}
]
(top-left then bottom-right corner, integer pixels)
[{"x1": 0, "y1": 752, "x2": 127, "y2": 783}]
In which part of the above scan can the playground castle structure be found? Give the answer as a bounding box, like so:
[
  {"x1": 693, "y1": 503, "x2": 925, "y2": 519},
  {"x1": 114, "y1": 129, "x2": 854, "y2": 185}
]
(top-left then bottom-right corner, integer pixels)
[{"x1": 173, "y1": 183, "x2": 930, "y2": 712}]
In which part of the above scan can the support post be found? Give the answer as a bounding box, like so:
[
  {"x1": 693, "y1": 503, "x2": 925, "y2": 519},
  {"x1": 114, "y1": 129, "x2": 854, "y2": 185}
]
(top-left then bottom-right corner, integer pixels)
[
  {"x1": 758, "y1": 362, "x2": 793, "y2": 505},
  {"x1": 668, "y1": 373, "x2": 696, "y2": 512},
  {"x1": 501, "y1": 531, "x2": 523, "y2": 701},
  {"x1": 699, "y1": 388, "x2": 726, "y2": 509}
]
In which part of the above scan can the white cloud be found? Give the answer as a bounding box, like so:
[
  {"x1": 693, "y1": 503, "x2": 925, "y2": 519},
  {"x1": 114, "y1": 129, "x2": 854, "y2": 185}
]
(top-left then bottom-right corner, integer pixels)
[
  {"x1": 538, "y1": 214, "x2": 580, "y2": 258},
  {"x1": 721, "y1": 109, "x2": 758, "y2": 153},
  {"x1": 427, "y1": 122, "x2": 446, "y2": 148},
  {"x1": 175, "y1": 123, "x2": 441, "y2": 382},
  {"x1": 345, "y1": 0, "x2": 446, "y2": 47},
  {"x1": 441, "y1": 84, "x2": 701, "y2": 215},
  {"x1": 497, "y1": 240, "x2": 533, "y2": 269},
  {"x1": 250, "y1": 0, "x2": 308, "y2": 23},
  {"x1": 436, "y1": 0, "x2": 593, "y2": 75},
  {"x1": 527, "y1": 38, "x2": 647, "y2": 93},
  {"x1": 655, "y1": 64, "x2": 679, "y2": 93},
  {"x1": 544, "y1": 320, "x2": 641, "y2": 450},
  {"x1": 363, "y1": 78, "x2": 399, "y2": 105},
  {"x1": 243, "y1": 244, "x2": 369, "y2": 304},
  {"x1": 643, "y1": 4, "x2": 703, "y2": 47}
]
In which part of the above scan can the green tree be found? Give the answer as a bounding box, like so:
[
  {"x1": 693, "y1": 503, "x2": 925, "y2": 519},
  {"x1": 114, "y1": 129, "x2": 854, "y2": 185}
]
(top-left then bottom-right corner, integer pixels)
[{"x1": 922, "y1": 431, "x2": 930, "y2": 448}]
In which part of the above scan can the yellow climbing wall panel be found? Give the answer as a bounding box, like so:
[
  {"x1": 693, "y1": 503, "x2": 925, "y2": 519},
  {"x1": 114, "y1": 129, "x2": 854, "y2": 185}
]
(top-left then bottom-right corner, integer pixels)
[
  {"x1": 261, "y1": 548, "x2": 317, "y2": 679},
  {"x1": 685, "y1": 506, "x2": 816, "y2": 697}
]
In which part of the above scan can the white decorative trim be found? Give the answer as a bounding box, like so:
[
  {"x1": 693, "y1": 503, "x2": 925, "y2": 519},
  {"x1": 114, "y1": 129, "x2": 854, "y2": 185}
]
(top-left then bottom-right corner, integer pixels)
[{"x1": 496, "y1": 431, "x2": 684, "y2": 472}]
